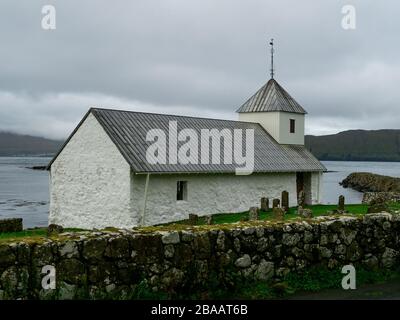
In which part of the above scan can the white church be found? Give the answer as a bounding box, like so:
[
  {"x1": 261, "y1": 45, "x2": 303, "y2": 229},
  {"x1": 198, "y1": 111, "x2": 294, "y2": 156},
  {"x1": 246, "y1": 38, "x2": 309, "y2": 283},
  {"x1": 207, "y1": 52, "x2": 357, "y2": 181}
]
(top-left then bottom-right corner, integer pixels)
[{"x1": 47, "y1": 54, "x2": 325, "y2": 229}]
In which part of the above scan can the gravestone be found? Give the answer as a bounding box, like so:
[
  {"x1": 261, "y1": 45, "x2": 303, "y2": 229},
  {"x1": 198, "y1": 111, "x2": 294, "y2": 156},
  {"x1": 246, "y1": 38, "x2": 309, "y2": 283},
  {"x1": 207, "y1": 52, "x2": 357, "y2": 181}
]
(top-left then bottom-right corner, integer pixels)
[
  {"x1": 297, "y1": 205, "x2": 303, "y2": 216},
  {"x1": 189, "y1": 214, "x2": 199, "y2": 225},
  {"x1": 281, "y1": 191, "x2": 289, "y2": 212},
  {"x1": 47, "y1": 224, "x2": 64, "y2": 236},
  {"x1": 248, "y1": 207, "x2": 259, "y2": 221},
  {"x1": 338, "y1": 195, "x2": 345, "y2": 211},
  {"x1": 272, "y1": 199, "x2": 280, "y2": 209},
  {"x1": 273, "y1": 207, "x2": 285, "y2": 220},
  {"x1": 204, "y1": 215, "x2": 214, "y2": 225},
  {"x1": 261, "y1": 197, "x2": 269, "y2": 211},
  {"x1": 300, "y1": 209, "x2": 313, "y2": 218}
]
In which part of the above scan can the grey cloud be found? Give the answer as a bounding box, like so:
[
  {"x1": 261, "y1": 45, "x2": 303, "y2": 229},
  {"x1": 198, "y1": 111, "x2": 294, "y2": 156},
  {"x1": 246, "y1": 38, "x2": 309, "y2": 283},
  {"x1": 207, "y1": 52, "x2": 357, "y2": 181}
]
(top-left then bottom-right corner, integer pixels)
[{"x1": 0, "y1": 0, "x2": 399, "y2": 139}]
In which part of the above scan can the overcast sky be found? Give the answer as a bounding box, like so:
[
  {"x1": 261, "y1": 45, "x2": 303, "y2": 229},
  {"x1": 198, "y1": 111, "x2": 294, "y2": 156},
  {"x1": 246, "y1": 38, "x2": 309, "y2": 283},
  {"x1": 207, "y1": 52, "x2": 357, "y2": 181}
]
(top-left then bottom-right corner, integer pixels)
[{"x1": 0, "y1": 0, "x2": 399, "y2": 139}]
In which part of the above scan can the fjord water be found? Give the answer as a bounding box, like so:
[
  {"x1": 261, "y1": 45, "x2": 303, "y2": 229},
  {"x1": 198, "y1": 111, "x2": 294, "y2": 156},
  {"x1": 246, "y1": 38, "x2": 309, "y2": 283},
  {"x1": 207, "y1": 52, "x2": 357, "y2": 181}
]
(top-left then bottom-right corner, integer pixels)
[
  {"x1": 0, "y1": 157, "x2": 51, "y2": 228},
  {"x1": 322, "y1": 161, "x2": 400, "y2": 204},
  {"x1": 1, "y1": 157, "x2": 400, "y2": 228}
]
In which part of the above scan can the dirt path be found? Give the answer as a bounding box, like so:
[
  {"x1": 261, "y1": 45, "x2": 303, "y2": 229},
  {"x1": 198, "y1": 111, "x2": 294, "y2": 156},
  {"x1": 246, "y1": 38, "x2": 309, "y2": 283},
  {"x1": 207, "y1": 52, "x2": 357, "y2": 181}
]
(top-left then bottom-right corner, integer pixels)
[{"x1": 289, "y1": 279, "x2": 400, "y2": 300}]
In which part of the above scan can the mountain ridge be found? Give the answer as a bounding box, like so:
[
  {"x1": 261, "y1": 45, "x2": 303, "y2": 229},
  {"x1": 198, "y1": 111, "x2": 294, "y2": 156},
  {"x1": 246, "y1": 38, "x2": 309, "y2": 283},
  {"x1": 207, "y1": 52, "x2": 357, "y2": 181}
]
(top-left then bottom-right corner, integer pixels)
[
  {"x1": 305, "y1": 129, "x2": 400, "y2": 162},
  {"x1": 0, "y1": 131, "x2": 63, "y2": 156},
  {"x1": 1, "y1": 129, "x2": 400, "y2": 162}
]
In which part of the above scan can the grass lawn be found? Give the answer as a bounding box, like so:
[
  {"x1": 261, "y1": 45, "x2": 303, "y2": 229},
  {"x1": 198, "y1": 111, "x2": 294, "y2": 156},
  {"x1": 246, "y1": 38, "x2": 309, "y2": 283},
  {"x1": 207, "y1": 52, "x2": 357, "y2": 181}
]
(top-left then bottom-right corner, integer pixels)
[
  {"x1": 0, "y1": 228, "x2": 47, "y2": 240},
  {"x1": 0, "y1": 228, "x2": 84, "y2": 241},
  {"x1": 171, "y1": 202, "x2": 400, "y2": 226}
]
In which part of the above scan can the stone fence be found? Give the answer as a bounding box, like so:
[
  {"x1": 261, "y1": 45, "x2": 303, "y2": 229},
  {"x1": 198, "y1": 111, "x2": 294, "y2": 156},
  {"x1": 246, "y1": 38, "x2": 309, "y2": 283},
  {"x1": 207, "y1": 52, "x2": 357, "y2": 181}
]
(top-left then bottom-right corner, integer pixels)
[
  {"x1": 0, "y1": 218, "x2": 22, "y2": 233},
  {"x1": 362, "y1": 192, "x2": 400, "y2": 204},
  {"x1": 0, "y1": 213, "x2": 399, "y2": 299}
]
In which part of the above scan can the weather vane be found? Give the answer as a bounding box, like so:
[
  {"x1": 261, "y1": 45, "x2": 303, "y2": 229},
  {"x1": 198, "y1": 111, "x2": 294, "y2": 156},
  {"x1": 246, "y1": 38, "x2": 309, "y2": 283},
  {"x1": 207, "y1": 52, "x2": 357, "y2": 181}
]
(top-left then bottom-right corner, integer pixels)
[{"x1": 269, "y1": 38, "x2": 274, "y2": 79}]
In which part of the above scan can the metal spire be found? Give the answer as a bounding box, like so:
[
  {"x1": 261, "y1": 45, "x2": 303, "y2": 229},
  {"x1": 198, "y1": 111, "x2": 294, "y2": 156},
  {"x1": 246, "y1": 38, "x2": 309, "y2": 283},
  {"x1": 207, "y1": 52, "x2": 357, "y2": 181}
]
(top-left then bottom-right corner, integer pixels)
[{"x1": 269, "y1": 38, "x2": 274, "y2": 79}]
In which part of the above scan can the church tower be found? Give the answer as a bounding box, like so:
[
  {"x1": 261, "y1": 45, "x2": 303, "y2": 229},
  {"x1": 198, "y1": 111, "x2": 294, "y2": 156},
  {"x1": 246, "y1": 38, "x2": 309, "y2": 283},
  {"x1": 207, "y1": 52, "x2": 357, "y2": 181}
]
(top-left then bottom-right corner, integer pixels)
[{"x1": 237, "y1": 39, "x2": 307, "y2": 145}]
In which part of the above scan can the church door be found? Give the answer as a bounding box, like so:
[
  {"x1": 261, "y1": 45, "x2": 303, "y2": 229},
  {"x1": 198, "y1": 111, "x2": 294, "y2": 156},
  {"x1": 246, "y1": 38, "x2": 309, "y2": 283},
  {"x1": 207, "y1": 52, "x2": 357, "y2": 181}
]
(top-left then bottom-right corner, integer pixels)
[{"x1": 296, "y1": 172, "x2": 304, "y2": 198}]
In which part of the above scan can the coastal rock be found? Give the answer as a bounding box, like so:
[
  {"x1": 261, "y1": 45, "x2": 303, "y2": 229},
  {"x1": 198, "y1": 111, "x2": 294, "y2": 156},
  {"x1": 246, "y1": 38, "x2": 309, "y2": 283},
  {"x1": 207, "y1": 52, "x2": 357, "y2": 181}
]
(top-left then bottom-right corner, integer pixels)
[{"x1": 341, "y1": 172, "x2": 400, "y2": 193}]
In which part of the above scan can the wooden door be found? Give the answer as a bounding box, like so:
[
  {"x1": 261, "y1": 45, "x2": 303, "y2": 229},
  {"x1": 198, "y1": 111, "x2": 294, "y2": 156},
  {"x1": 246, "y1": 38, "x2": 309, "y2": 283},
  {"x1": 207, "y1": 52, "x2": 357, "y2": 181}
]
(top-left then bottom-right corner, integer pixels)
[{"x1": 296, "y1": 172, "x2": 304, "y2": 197}]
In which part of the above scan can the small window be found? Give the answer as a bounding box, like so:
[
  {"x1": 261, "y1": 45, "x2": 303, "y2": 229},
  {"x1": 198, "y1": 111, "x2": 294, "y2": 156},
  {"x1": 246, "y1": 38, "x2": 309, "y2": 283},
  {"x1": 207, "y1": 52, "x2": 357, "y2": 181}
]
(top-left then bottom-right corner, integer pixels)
[
  {"x1": 290, "y1": 119, "x2": 296, "y2": 133},
  {"x1": 177, "y1": 181, "x2": 187, "y2": 201}
]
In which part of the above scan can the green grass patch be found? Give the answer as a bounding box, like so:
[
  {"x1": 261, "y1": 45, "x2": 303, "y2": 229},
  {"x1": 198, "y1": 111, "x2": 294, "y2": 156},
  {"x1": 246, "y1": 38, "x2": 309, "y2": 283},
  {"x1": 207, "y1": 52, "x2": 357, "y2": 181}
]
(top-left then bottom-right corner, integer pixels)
[
  {"x1": 169, "y1": 203, "x2": 374, "y2": 227},
  {"x1": 0, "y1": 228, "x2": 47, "y2": 240},
  {"x1": 388, "y1": 201, "x2": 400, "y2": 211},
  {"x1": 0, "y1": 227, "x2": 85, "y2": 242}
]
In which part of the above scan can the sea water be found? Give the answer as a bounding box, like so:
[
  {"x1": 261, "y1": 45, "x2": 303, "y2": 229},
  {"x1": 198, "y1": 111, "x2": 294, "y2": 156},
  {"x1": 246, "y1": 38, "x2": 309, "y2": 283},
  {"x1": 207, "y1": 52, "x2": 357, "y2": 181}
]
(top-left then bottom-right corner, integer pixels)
[{"x1": 1, "y1": 157, "x2": 400, "y2": 228}]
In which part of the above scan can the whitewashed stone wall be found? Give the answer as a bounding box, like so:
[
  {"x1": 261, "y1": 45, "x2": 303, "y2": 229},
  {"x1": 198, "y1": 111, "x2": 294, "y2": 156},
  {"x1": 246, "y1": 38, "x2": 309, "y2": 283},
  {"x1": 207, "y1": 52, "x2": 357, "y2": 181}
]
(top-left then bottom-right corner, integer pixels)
[
  {"x1": 131, "y1": 172, "x2": 299, "y2": 226},
  {"x1": 49, "y1": 113, "x2": 133, "y2": 229},
  {"x1": 239, "y1": 111, "x2": 305, "y2": 145}
]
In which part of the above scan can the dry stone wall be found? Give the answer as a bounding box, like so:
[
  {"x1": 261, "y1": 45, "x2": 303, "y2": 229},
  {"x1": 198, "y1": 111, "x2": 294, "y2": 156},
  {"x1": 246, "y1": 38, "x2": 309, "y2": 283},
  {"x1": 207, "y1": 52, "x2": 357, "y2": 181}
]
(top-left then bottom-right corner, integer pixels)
[
  {"x1": 0, "y1": 218, "x2": 22, "y2": 233},
  {"x1": 0, "y1": 213, "x2": 399, "y2": 299},
  {"x1": 362, "y1": 192, "x2": 400, "y2": 205}
]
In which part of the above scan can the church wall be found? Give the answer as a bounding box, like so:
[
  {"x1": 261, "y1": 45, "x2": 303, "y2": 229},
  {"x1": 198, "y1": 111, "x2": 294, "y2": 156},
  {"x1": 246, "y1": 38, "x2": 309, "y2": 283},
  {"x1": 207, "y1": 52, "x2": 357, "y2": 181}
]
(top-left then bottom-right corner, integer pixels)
[
  {"x1": 131, "y1": 172, "x2": 298, "y2": 226},
  {"x1": 49, "y1": 113, "x2": 134, "y2": 229},
  {"x1": 278, "y1": 112, "x2": 305, "y2": 145},
  {"x1": 238, "y1": 112, "x2": 280, "y2": 142},
  {"x1": 238, "y1": 111, "x2": 305, "y2": 145}
]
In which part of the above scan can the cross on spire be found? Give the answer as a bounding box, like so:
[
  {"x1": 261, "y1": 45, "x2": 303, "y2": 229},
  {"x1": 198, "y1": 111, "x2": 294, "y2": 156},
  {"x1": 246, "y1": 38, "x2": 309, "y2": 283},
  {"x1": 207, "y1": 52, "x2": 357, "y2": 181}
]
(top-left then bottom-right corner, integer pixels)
[{"x1": 269, "y1": 38, "x2": 275, "y2": 79}]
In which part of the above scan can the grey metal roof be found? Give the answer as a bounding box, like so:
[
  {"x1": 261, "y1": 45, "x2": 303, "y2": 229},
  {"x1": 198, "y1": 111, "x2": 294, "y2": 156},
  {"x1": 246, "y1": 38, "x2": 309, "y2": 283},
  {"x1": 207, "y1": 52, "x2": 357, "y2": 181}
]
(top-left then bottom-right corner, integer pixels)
[
  {"x1": 236, "y1": 79, "x2": 307, "y2": 114},
  {"x1": 53, "y1": 108, "x2": 325, "y2": 174}
]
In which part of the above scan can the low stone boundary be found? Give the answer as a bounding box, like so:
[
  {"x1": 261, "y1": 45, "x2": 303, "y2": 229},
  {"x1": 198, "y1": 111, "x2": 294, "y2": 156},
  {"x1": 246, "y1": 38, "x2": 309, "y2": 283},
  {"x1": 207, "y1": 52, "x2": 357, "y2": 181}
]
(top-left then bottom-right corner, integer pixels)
[
  {"x1": 362, "y1": 192, "x2": 400, "y2": 204},
  {"x1": 0, "y1": 213, "x2": 399, "y2": 299},
  {"x1": 0, "y1": 218, "x2": 23, "y2": 233}
]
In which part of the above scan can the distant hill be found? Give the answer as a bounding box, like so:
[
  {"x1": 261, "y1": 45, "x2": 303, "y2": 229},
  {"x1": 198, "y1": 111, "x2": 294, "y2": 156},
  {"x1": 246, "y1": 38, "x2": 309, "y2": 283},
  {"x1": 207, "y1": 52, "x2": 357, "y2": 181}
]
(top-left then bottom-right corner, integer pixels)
[
  {"x1": 0, "y1": 132, "x2": 63, "y2": 156},
  {"x1": 306, "y1": 129, "x2": 400, "y2": 162},
  {"x1": 2, "y1": 129, "x2": 400, "y2": 161}
]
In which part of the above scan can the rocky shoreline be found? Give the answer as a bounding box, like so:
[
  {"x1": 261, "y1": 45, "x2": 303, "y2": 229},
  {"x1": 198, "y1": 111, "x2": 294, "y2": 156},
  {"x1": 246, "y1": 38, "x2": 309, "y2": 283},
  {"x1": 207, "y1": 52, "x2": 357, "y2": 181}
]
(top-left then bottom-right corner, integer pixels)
[{"x1": 340, "y1": 172, "x2": 400, "y2": 193}]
